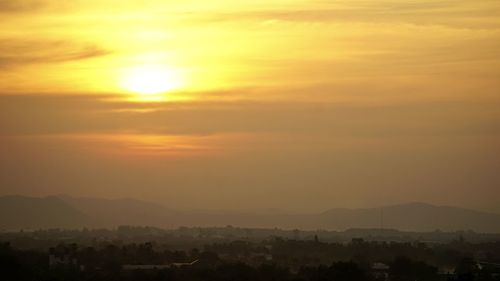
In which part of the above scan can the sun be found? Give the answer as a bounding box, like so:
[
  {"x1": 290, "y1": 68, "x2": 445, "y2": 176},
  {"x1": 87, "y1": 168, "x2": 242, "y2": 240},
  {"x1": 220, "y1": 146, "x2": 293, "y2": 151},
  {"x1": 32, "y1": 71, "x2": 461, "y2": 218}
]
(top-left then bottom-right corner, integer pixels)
[{"x1": 120, "y1": 65, "x2": 183, "y2": 100}]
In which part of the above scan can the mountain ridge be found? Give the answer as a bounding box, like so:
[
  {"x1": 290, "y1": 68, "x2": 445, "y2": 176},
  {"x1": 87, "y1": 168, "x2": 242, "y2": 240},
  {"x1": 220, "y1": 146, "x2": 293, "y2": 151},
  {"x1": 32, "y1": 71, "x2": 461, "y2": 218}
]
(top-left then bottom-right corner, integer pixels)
[
  {"x1": 0, "y1": 195, "x2": 90, "y2": 230},
  {"x1": 1, "y1": 195, "x2": 499, "y2": 233}
]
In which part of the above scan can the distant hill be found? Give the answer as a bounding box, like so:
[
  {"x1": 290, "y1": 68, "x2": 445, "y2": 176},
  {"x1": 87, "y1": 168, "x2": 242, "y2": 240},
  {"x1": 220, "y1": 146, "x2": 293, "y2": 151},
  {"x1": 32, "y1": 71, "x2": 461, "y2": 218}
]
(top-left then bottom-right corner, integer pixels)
[
  {"x1": 318, "y1": 202, "x2": 500, "y2": 233},
  {"x1": 0, "y1": 195, "x2": 89, "y2": 230},
  {"x1": 1, "y1": 195, "x2": 500, "y2": 233},
  {"x1": 56, "y1": 194, "x2": 178, "y2": 227}
]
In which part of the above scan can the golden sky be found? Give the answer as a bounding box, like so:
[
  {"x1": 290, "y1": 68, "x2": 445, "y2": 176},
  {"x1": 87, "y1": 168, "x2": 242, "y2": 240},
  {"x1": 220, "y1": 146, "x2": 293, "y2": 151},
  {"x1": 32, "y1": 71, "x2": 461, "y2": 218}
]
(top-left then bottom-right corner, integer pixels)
[{"x1": 1, "y1": 0, "x2": 500, "y2": 212}]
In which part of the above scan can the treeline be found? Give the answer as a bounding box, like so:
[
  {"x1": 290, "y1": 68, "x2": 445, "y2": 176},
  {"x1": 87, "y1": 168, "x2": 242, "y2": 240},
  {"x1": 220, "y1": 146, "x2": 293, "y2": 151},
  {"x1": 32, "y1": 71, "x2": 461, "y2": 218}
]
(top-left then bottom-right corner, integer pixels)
[
  {"x1": 206, "y1": 238, "x2": 500, "y2": 268},
  {"x1": 2, "y1": 238, "x2": 500, "y2": 281},
  {"x1": 3, "y1": 226, "x2": 500, "y2": 250}
]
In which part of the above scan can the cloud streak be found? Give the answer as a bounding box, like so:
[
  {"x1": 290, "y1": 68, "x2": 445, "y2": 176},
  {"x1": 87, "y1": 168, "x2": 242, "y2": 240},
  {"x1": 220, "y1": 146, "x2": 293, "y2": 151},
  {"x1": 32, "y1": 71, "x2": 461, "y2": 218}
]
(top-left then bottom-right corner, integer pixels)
[
  {"x1": 0, "y1": 39, "x2": 110, "y2": 68},
  {"x1": 197, "y1": 1, "x2": 500, "y2": 29},
  {"x1": 0, "y1": 0, "x2": 46, "y2": 12},
  {"x1": 1, "y1": 93, "x2": 499, "y2": 138}
]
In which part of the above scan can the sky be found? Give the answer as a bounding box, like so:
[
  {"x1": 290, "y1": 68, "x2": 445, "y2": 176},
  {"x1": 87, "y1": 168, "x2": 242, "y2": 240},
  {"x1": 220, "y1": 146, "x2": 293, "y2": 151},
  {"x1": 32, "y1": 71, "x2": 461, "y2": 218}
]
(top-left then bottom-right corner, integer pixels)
[{"x1": 1, "y1": 0, "x2": 499, "y2": 213}]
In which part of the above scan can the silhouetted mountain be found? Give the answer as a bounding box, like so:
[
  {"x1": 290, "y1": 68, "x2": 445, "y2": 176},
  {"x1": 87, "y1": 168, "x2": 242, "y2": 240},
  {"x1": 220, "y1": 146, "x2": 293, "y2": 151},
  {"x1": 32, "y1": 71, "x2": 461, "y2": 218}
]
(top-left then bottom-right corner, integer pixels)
[
  {"x1": 0, "y1": 195, "x2": 89, "y2": 230},
  {"x1": 56, "y1": 194, "x2": 178, "y2": 227},
  {"x1": 1, "y1": 195, "x2": 500, "y2": 232},
  {"x1": 319, "y1": 202, "x2": 500, "y2": 232}
]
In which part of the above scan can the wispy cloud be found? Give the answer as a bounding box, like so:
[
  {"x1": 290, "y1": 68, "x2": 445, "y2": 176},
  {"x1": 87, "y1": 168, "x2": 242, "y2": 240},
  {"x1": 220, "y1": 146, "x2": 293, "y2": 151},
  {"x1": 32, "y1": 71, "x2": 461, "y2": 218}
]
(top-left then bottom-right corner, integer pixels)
[
  {"x1": 0, "y1": 39, "x2": 110, "y2": 68},
  {"x1": 1, "y1": 93, "x2": 499, "y2": 139},
  {"x1": 0, "y1": 0, "x2": 46, "y2": 12},
  {"x1": 197, "y1": 1, "x2": 500, "y2": 29}
]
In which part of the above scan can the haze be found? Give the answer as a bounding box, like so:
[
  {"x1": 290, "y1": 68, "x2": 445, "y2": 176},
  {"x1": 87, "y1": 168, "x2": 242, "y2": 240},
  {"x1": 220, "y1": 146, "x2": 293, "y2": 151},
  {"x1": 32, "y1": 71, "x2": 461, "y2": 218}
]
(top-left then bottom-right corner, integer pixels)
[{"x1": 1, "y1": 0, "x2": 500, "y2": 214}]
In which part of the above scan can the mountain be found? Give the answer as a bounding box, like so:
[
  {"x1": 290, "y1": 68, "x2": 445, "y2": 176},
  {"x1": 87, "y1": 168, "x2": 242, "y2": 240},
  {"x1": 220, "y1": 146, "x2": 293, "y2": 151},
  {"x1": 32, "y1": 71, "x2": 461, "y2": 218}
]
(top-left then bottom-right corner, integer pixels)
[
  {"x1": 1, "y1": 195, "x2": 500, "y2": 233},
  {"x1": 56, "y1": 194, "x2": 178, "y2": 227},
  {"x1": 182, "y1": 203, "x2": 500, "y2": 232},
  {"x1": 319, "y1": 202, "x2": 500, "y2": 233},
  {"x1": 0, "y1": 195, "x2": 89, "y2": 230}
]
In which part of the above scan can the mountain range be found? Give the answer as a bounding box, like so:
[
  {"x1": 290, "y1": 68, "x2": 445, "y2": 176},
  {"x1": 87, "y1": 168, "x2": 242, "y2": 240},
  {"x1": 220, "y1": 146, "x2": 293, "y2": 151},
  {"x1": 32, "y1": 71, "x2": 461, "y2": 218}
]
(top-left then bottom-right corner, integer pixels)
[{"x1": 1, "y1": 195, "x2": 500, "y2": 233}]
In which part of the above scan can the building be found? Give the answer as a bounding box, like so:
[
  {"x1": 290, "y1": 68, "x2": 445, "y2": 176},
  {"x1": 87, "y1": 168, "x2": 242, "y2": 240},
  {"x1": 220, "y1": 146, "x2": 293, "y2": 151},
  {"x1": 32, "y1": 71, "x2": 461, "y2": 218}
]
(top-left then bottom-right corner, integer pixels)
[
  {"x1": 49, "y1": 244, "x2": 78, "y2": 267},
  {"x1": 371, "y1": 262, "x2": 390, "y2": 281},
  {"x1": 122, "y1": 260, "x2": 198, "y2": 270}
]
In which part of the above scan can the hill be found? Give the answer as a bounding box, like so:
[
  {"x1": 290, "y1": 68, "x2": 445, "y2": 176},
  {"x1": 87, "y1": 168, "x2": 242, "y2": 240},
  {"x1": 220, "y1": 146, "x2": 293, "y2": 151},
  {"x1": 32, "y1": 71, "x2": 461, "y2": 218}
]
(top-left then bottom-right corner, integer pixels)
[
  {"x1": 319, "y1": 202, "x2": 500, "y2": 232},
  {"x1": 1, "y1": 195, "x2": 500, "y2": 233},
  {"x1": 0, "y1": 195, "x2": 89, "y2": 230},
  {"x1": 57, "y1": 194, "x2": 178, "y2": 227}
]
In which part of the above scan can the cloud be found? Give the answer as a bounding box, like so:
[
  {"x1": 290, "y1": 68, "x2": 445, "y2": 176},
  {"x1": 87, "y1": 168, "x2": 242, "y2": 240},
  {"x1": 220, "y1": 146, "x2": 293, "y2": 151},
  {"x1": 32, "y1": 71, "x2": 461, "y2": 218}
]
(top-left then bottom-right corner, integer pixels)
[
  {"x1": 1, "y1": 94, "x2": 499, "y2": 213},
  {"x1": 0, "y1": 0, "x2": 48, "y2": 12},
  {"x1": 0, "y1": 39, "x2": 111, "y2": 68},
  {"x1": 197, "y1": 1, "x2": 500, "y2": 29},
  {"x1": 1, "y1": 93, "x2": 499, "y2": 139},
  {"x1": 0, "y1": 0, "x2": 83, "y2": 13}
]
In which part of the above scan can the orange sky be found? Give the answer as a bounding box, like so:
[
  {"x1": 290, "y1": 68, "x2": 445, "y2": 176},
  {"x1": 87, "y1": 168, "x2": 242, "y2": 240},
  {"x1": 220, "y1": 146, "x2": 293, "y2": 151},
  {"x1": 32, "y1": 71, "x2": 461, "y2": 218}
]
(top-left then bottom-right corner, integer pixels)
[{"x1": 1, "y1": 0, "x2": 500, "y2": 212}]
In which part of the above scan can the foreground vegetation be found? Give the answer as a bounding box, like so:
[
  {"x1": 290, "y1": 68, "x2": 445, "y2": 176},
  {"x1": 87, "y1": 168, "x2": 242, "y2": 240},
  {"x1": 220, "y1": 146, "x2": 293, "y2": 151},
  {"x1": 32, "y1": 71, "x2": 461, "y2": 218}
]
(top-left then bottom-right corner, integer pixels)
[{"x1": 1, "y1": 227, "x2": 500, "y2": 281}]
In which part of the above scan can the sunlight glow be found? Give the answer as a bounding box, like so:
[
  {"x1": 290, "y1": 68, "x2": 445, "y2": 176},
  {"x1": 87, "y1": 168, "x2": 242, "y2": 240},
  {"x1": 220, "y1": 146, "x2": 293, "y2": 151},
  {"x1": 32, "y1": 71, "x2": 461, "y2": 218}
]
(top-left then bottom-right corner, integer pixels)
[{"x1": 120, "y1": 65, "x2": 184, "y2": 100}]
